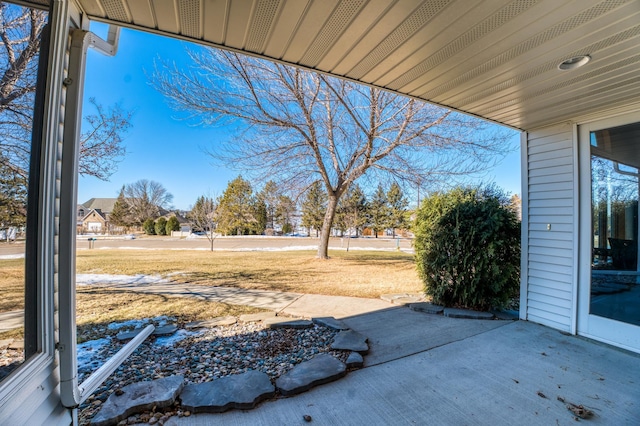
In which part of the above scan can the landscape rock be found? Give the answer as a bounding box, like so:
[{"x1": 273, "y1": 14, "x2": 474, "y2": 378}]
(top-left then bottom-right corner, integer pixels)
[
  {"x1": 346, "y1": 352, "x2": 364, "y2": 368},
  {"x1": 116, "y1": 328, "x2": 145, "y2": 341},
  {"x1": 153, "y1": 324, "x2": 178, "y2": 336},
  {"x1": 312, "y1": 316, "x2": 350, "y2": 331},
  {"x1": 239, "y1": 312, "x2": 276, "y2": 323},
  {"x1": 275, "y1": 354, "x2": 346, "y2": 396},
  {"x1": 409, "y1": 302, "x2": 444, "y2": 314},
  {"x1": 7, "y1": 340, "x2": 23, "y2": 350},
  {"x1": 263, "y1": 317, "x2": 313, "y2": 329},
  {"x1": 380, "y1": 293, "x2": 424, "y2": 305},
  {"x1": 443, "y1": 308, "x2": 494, "y2": 320},
  {"x1": 331, "y1": 330, "x2": 369, "y2": 354},
  {"x1": 90, "y1": 375, "x2": 184, "y2": 426},
  {"x1": 491, "y1": 309, "x2": 519, "y2": 320},
  {"x1": 180, "y1": 370, "x2": 274, "y2": 413},
  {"x1": 185, "y1": 316, "x2": 237, "y2": 329}
]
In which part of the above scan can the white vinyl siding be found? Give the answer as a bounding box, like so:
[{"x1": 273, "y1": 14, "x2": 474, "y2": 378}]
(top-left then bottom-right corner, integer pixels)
[{"x1": 524, "y1": 123, "x2": 576, "y2": 332}]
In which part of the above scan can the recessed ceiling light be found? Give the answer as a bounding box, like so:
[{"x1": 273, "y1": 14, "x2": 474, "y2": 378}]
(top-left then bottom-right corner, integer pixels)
[{"x1": 558, "y1": 55, "x2": 591, "y2": 71}]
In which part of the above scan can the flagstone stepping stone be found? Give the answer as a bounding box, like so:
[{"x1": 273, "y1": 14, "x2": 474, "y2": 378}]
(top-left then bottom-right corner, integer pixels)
[
  {"x1": 153, "y1": 324, "x2": 178, "y2": 336},
  {"x1": 8, "y1": 340, "x2": 23, "y2": 350},
  {"x1": 330, "y1": 330, "x2": 369, "y2": 354},
  {"x1": 380, "y1": 293, "x2": 424, "y2": 305},
  {"x1": 239, "y1": 312, "x2": 276, "y2": 323},
  {"x1": 185, "y1": 316, "x2": 237, "y2": 329},
  {"x1": 91, "y1": 375, "x2": 184, "y2": 426},
  {"x1": 263, "y1": 317, "x2": 313, "y2": 329},
  {"x1": 116, "y1": 328, "x2": 145, "y2": 341},
  {"x1": 275, "y1": 354, "x2": 346, "y2": 396},
  {"x1": 443, "y1": 308, "x2": 494, "y2": 320},
  {"x1": 491, "y1": 309, "x2": 519, "y2": 320},
  {"x1": 346, "y1": 352, "x2": 364, "y2": 368},
  {"x1": 180, "y1": 370, "x2": 275, "y2": 413},
  {"x1": 312, "y1": 316, "x2": 350, "y2": 331},
  {"x1": 409, "y1": 302, "x2": 444, "y2": 314}
]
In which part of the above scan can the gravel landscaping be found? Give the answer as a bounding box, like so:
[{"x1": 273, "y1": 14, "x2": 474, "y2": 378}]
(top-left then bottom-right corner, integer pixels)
[{"x1": 78, "y1": 317, "x2": 348, "y2": 425}]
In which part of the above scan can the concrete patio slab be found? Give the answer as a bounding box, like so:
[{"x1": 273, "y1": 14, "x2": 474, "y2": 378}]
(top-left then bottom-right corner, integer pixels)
[
  {"x1": 166, "y1": 321, "x2": 640, "y2": 426},
  {"x1": 341, "y1": 306, "x2": 508, "y2": 366},
  {"x1": 280, "y1": 293, "x2": 394, "y2": 319}
]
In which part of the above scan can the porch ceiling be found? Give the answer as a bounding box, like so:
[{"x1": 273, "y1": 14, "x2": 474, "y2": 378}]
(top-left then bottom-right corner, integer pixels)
[{"x1": 55, "y1": 1, "x2": 640, "y2": 130}]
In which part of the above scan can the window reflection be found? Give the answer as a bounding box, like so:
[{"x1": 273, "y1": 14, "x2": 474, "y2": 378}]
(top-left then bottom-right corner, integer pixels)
[
  {"x1": 0, "y1": 2, "x2": 47, "y2": 382},
  {"x1": 591, "y1": 122, "x2": 640, "y2": 326}
]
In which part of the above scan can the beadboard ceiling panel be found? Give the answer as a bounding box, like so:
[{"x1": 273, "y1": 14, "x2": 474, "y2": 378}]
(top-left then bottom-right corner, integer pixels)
[{"x1": 26, "y1": 0, "x2": 640, "y2": 130}]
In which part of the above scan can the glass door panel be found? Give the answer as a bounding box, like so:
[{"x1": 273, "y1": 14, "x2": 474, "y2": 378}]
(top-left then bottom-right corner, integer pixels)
[{"x1": 590, "y1": 122, "x2": 640, "y2": 327}]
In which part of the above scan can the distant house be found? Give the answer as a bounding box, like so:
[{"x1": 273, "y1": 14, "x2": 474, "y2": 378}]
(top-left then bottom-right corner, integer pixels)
[
  {"x1": 77, "y1": 198, "x2": 117, "y2": 234},
  {"x1": 79, "y1": 209, "x2": 107, "y2": 234},
  {"x1": 162, "y1": 211, "x2": 191, "y2": 234}
]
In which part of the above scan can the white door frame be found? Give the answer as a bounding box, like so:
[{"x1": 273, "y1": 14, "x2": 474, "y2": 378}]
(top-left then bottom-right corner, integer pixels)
[{"x1": 577, "y1": 111, "x2": 640, "y2": 354}]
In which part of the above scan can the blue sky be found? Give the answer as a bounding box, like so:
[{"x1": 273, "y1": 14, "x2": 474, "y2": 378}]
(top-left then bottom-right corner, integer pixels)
[{"x1": 78, "y1": 25, "x2": 521, "y2": 211}]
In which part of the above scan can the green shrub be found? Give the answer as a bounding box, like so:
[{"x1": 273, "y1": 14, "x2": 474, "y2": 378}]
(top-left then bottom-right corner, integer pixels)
[
  {"x1": 155, "y1": 217, "x2": 168, "y2": 236},
  {"x1": 143, "y1": 218, "x2": 156, "y2": 235},
  {"x1": 413, "y1": 186, "x2": 520, "y2": 310},
  {"x1": 166, "y1": 216, "x2": 180, "y2": 234}
]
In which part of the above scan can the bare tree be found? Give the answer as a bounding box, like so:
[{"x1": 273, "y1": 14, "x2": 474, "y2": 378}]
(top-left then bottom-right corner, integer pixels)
[
  {"x1": 79, "y1": 98, "x2": 132, "y2": 180},
  {"x1": 122, "y1": 179, "x2": 173, "y2": 225},
  {"x1": 153, "y1": 49, "x2": 512, "y2": 258},
  {"x1": 0, "y1": 4, "x2": 132, "y2": 182},
  {"x1": 188, "y1": 195, "x2": 218, "y2": 251},
  {"x1": 0, "y1": 4, "x2": 45, "y2": 171}
]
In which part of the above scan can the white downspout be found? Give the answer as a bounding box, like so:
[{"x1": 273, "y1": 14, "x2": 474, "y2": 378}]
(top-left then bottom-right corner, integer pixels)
[{"x1": 58, "y1": 25, "x2": 153, "y2": 408}]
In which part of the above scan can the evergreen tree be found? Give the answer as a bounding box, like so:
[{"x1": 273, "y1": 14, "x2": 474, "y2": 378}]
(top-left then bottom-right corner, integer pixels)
[
  {"x1": 0, "y1": 157, "x2": 27, "y2": 233},
  {"x1": 275, "y1": 194, "x2": 296, "y2": 234},
  {"x1": 109, "y1": 186, "x2": 133, "y2": 231},
  {"x1": 258, "y1": 180, "x2": 279, "y2": 232},
  {"x1": 155, "y1": 217, "x2": 167, "y2": 235},
  {"x1": 367, "y1": 184, "x2": 389, "y2": 238},
  {"x1": 386, "y1": 182, "x2": 408, "y2": 237},
  {"x1": 336, "y1": 184, "x2": 368, "y2": 238},
  {"x1": 166, "y1": 215, "x2": 180, "y2": 234},
  {"x1": 216, "y1": 176, "x2": 264, "y2": 235},
  {"x1": 301, "y1": 181, "x2": 326, "y2": 237},
  {"x1": 154, "y1": 217, "x2": 167, "y2": 235},
  {"x1": 143, "y1": 218, "x2": 156, "y2": 235}
]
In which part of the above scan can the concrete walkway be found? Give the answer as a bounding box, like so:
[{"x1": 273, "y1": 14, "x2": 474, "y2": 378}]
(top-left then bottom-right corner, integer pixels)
[
  {"x1": 75, "y1": 274, "x2": 396, "y2": 318},
  {"x1": 0, "y1": 310, "x2": 23, "y2": 333}
]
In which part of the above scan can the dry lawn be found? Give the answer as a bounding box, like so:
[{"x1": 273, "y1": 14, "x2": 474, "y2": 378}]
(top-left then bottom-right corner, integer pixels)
[
  {"x1": 0, "y1": 258, "x2": 25, "y2": 312},
  {"x1": 75, "y1": 249, "x2": 423, "y2": 298},
  {"x1": 1, "y1": 250, "x2": 422, "y2": 340}
]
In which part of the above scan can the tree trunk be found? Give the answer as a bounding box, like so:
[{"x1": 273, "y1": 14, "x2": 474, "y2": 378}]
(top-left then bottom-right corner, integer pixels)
[{"x1": 317, "y1": 195, "x2": 339, "y2": 259}]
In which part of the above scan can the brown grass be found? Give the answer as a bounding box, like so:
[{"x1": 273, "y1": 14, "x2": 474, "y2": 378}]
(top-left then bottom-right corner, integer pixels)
[
  {"x1": 1, "y1": 285, "x2": 264, "y2": 341},
  {"x1": 75, "y1": 249, "x2": 423, "y2": 298},
  {"x1": 74, "y1": 287, "x2": 263, "y2": 341},
  {"x1": 1, "y1": 250, "x2": 423, "y2": 340},
  {"x1": 0, "y1": 259, "x2": 25, "y2": 312}
]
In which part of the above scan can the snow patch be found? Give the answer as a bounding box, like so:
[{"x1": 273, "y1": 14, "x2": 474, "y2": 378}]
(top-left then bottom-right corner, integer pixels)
[
  {"x1": 107, "y1": 318, "x2": 150, "y2": 331},
  {"x1": 76, "y1": 273, "x2": 171, "y2": 286},
  {"x1": 154, "y1": 329, "x2": 200, "y2": 347},
  {"x1": 77, "y1": 338, "x2": 111, "y2": 371},
  {"x1": 0, "y1": 253, "x2": 25, "y2": 260}
]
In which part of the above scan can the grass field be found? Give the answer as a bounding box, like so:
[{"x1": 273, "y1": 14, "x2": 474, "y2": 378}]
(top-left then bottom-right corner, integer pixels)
[
  {"x1": 75, "y1": 249, "x2": 423, "y2": 298},
  {"x1": 1, "y1": 249, "x2": 423, "y2": 340}
]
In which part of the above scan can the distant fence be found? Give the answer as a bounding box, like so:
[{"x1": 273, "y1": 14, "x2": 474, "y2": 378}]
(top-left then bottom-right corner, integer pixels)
[{"x1": 171, "y1": 231, "x2": 191, "y2": 237}]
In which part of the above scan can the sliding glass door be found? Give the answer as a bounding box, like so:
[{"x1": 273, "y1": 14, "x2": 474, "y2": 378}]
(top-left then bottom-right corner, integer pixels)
[{"x1": 579, "y1": 114, "x2": 640, "y2": 353}]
